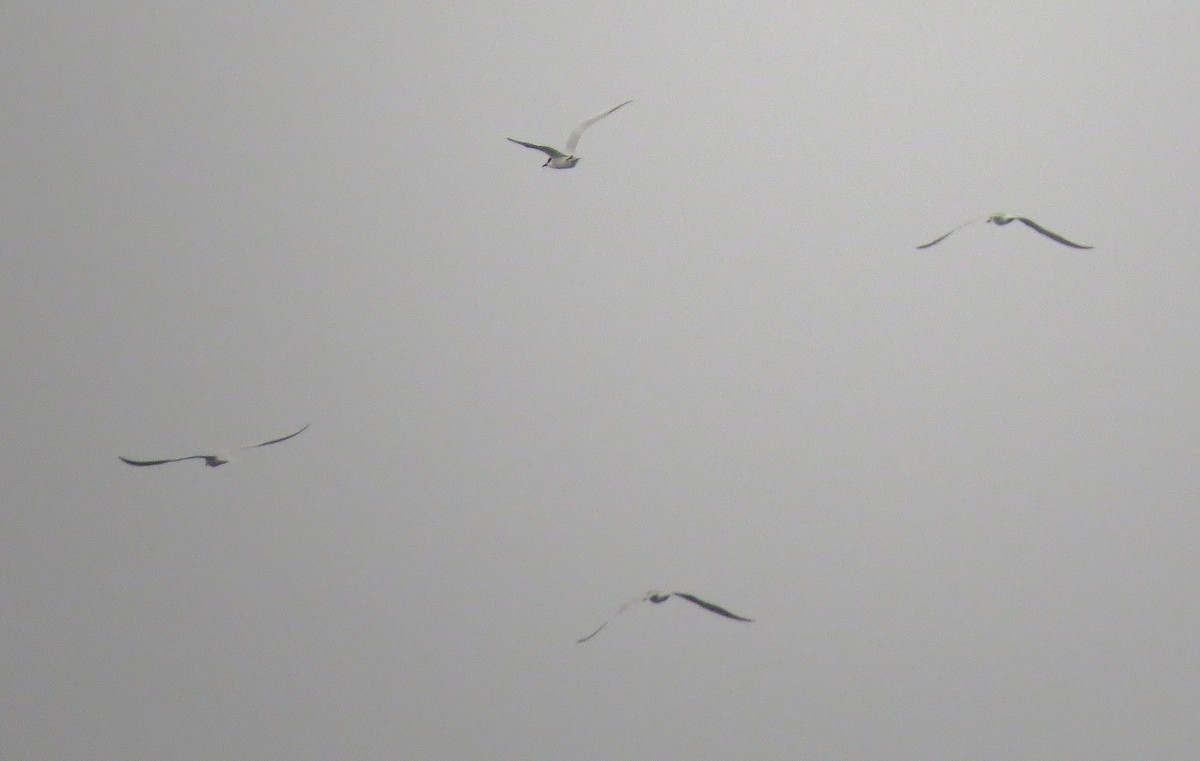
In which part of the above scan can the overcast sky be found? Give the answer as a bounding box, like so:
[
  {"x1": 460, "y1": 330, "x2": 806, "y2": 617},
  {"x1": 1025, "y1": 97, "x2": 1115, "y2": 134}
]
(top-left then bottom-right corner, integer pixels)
[{"x1": 4, "y1": 2, "x2": 1200, "y2": 759}]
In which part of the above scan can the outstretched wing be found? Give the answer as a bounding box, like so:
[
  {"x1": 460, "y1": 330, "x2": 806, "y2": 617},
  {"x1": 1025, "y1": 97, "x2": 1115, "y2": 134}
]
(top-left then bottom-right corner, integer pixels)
[
  {"x1": 507, "y1": 137, "x2": 566, "y2": 159},
  {"x1": 576, "y1": 597, "x2": 641, "y2": 644},
  {"x1": 1015, "y1": 217, "x2": 1093, "y2": 249},
  {"x1": 671, "y1": 593, "x2": 754, "y2": 622},
  {"x1": 916, "y1": 217, "x2": 985, "y2": 249},
  {"x1": 564, "y1": 100, "x2": 632, "y2": 154},
  {"x1": 245, "y1": 423, "x2": 310, "y2": 450},
  {"x1": 915, "y1": 229, "x2": 958, "y2": 249},
  {"x1": 119, "y1": 455, "x2": 207, "y2": 467},
  {"x1": 574, "y1": 621, "x2": 611, "y2": 645}
]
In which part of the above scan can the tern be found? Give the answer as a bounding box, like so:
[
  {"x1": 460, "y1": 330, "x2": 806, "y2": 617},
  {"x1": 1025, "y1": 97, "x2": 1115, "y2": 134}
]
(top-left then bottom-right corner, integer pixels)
[
  {"x1": 119, "y1": 424, "x2": 310, "y2": 468},
  {"x1": 917, "y1": 213, "x2": 1093, "y2": 249},
  {"x1": 507, "y1": 100, "x2": 632, "y2": 168},
  {"x1": 576, "y1": 590, "x2": 753, "y2": 643}
]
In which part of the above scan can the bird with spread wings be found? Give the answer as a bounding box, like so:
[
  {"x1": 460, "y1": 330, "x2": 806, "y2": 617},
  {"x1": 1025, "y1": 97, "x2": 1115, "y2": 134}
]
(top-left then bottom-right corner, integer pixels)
[
  {"x1": 507, "y1": 100, "x2": 632, "y2": 169},
  {"x1": 119, "y1": 424, "x2": 309, "y2": 468},
  {"x1": 917, "y1": 213, "x2": 1093, "y2": 249},
  {"x1": 576, "y1": 590, "x2": 753, "y2": 643}
]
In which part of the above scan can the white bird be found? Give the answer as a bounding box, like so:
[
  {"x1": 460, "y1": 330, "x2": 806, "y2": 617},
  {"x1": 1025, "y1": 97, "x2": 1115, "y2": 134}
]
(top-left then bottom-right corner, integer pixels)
[
  {"x1": 119, "y1": 424, "x2": 310, "y2": 468},
  {"x1": 917, "y1": 213, "x2": 1093, "y2": 249},
  {"x1": 576, "y1": 590, "x2": 754, "y2": 643},
  {"x1": 507, "y1": 100, "x2": 632, "y2": 168}
]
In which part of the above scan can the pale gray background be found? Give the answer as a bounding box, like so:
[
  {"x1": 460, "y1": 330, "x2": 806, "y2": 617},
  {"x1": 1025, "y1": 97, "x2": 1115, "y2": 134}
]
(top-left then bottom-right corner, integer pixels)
[{"x1": 3, "y1": 1, "x2": 1199, "y2": 759}]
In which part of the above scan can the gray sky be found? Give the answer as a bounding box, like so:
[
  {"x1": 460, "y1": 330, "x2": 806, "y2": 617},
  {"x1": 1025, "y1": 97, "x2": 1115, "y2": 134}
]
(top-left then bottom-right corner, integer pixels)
[{"x1": 4, "y1": 1, "x2": 1199, "y2": 759}]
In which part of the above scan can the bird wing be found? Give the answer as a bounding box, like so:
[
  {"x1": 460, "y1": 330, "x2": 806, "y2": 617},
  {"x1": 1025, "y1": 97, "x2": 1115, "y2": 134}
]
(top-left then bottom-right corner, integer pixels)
[
  {"x1": 506, "y1": 138, "x2": 566, "y2": 159},
  {"x1": 245, "y1": 423, "x2": 310, "y2": 450},
  {"x1": 1015, "y1": 217, "x2": 1093, "y2": 249},
  {"x1": 915, "y1": 229, "x2": 958, "y2": 249},
  {"x1": 574, "y1": 621, "x2": 610, "y2": 644},
  {"x1": 564, "y1": 100, "x2": 632, "y2": 154},
  {"x1": 119, "y1": 455, "x2": 208, "y2": 466},
  {"x1": 915, "y1": 217, "x2": 985, "y2": 249},
  {"x1": 575, "y1": 596, "x2": 641, "y2": 644},
  {"x1": 671, "y1": 593, "x2": 754, "y2": 622}
]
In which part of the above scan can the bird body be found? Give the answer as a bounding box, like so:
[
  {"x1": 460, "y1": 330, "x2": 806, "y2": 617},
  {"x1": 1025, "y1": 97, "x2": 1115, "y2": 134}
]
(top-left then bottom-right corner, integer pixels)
[
  {"x1": 508, "y1": 100, "x2": 632, "y2": 168},
  {"x1": 917, "y1": 213, "x2": 1093, "y2": 249},
  {"x1": 118, "y1": 453, "x2": 229, "y2": 467},
  {"x1": 506, "y1": 139, "x2": 578, "y2": 168},
  {"x1": 576, "y1": 590, "x2": 753, "y2": 643},
  {"x1": 119, "y1": 424, "x2": 309, "y2": 468}
]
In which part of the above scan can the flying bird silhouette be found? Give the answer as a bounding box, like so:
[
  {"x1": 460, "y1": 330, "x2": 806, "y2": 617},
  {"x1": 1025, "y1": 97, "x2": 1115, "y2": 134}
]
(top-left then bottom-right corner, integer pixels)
[
  {"x1": 507, "y1": 100, "x2": 632, "y2": 168},
  {"x1": 917, "y1": 213, "x2": 1093, "y2": 249},
  {"x1": 576, "y1": 591, "x2": 753, "y2": 643},
  {"x1": 119, "y1": 424, "x2": 310, "y2": 467}
]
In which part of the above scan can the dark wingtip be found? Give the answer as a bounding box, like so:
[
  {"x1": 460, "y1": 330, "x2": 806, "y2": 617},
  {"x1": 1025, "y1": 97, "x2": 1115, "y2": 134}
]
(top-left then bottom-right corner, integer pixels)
[
  {"x1": 672, "y1": 592, "x2": 754, "y2": 622},
  {"x1": 1014, "y1": 217, "x2": 1093, "y2": 249},
  {"x1": 249, "y1": 423, "x2": 311, "y2": 449},
  {"x1": 575, "y1": 625, "x2": 606, "y2": 644},
  {"x1": 915, "y1": 230, "x2": 955, "y2": 249}
]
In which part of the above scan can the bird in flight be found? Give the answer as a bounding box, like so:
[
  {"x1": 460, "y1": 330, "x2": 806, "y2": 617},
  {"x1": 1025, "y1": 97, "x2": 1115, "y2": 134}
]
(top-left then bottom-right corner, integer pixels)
[
  {"x1": 507, "y1": 100, "x2": 632, "y2": 168},
  {"x1": 917, "y1": 213, "x2": 1093, "y2": 249},
  {"x1": 119, "y1": 424, "x2": 310, "y2": 467},
  {"x1": 576, "y1": 590, "x2": 753, "y2": 643}
]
